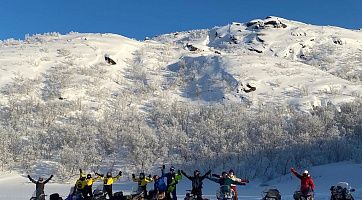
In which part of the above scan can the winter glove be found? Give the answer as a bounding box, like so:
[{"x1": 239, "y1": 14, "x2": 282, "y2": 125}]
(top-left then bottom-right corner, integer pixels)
[
  {"x1": 162, "y1": 165, "x2": 166, "y2": 170},
  {"x1": 96, "y1": 173, "x2": 104, "y2": 177},
  {"x1": 177, "y1": 169, "x2": 181, "y2": 174},
  {"x1": 148, "y1": 174, "x2": 152, "y2": 178},
  {"x1": 27, "y1": 175, "x2": 31, "y2": 178},
  {"x1": 118, "y1": 171, "x2": 122, "y2": 176},
  {"x1": 290, "y1": 168, "x2": 296, "y2": 173},
  {"x1": 79, "y1": 169, "x2": 83, "y2": 174},
  {"x1": 50, "y1": 175, "x2": 54, "y2": 179},
  {"x1": 244, "y1": 179, "x2": 249, "y2": 183},
  {"x1": 206, "y1": 170, "x2": 211, "y2": 175},
  {"x1": 132, "y1": 174, "x2": 135, "y2": 178}
]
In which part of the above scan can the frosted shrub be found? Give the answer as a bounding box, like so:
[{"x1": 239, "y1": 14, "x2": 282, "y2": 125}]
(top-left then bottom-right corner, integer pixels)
[{"x1": 0, "y1": 73, "x2": 361, "y2": 180}]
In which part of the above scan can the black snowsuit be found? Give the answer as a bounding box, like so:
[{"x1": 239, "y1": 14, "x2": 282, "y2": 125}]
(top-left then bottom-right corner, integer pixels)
[
  {"x1": 28, "y1": 175, "x2": 53, "y2": 200},
  {"x1": 181, "y1": 170, "x2": 211, "y2": 200}
]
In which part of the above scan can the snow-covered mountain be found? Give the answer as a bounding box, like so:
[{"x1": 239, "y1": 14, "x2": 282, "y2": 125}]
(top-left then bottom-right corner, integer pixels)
[
  {"x1": 1, "y1": 16, "x2": 361, "y2": 111},
  {"x1": 0, "y1": 17, "x2": 361, "y2": 182}
]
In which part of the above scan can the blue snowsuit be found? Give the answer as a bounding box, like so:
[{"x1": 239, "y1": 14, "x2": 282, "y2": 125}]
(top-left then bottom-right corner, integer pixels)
[{"x1": 155, "y1": 177, "x2": 167, "y2": 192}]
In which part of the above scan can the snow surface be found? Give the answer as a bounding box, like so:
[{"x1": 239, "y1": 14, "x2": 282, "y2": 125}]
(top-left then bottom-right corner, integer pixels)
[{"x1": 1, "y1": 162, "x2": 361, "y2": 199}]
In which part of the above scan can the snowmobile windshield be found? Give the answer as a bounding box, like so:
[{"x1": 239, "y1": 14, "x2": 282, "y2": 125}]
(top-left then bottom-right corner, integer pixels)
[{"x1": 336, "y1": 182, "x2": 350, "y2": 190}]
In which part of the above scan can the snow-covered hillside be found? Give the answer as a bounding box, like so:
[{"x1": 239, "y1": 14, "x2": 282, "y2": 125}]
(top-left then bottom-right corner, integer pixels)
[
  {"x1": 0, "y1": 16, "x2": 361, "y2": 187},
  {"x1": 1, "y1": 17, "x2": 361, "y2": 110},
  {"x1": 153, "y1": 16, "x2": 362, "y2": 110}
]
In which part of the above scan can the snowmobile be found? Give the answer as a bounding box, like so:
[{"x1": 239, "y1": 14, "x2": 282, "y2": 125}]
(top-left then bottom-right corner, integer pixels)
[
  {"x1": 261, "y1": 188, "x2": 281, "y2": 200},
  {"x1": 149, "y1": 191, "x2": 166, "y2": 200},
  {"x1": 128, "y1": 190, "x2": 146, "y2": 200},
  {"x1": 30, "y1": 190, "x2": 46, "y2": 200},
  {"x1": 330, "y1": 182, "x2": 355, "y2": 200},
  {"x1": 64, "y1": 186, "x2": 85, "y2": 200},
  {"x1": 93, "y1": 185, "x2": 106, "y2": 200},
  {"x1": 49, "y1": 193, "x2": 63, "y2": 200},
  {"x1": 293, "y1": 190, "x2": 314, "y2": 200},
  {"x1": 184, "y1": 190, "x2": 208, "y2": 200},
  {"x1": 216, "y1": 185, "x2": 235, "y2": 200}
]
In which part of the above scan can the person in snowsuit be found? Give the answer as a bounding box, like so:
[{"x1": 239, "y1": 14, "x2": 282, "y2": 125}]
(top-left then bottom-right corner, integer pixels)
[
  {"x1": 149, "y1": 174, "x2": 167, "y2": 199},
  {"x1": 166, "y1": 170, "x2": 182, "y2": 198},
  {"x1": 181, "y1": 169, "x2": 211, "y2": 200},
  {"x1": 228, "y1": 169, "x2": 249, "y2": 200},
  {"x1": 84, "y1": 173, "x2": 101, "y2": 199},
  {"x1": 96, "y1": 171, "x2": 122, "y2": 199},
  {"x1": 207, "y1": 172, "x2": 247, "y2": 199},
  {"x1": 291, "y1": 168, "x2": 315, "y2": 197},
  {"x1": 162, "y1": 165, "x2": 179, "y2": 200},
  {"x1": 132, "y1": 172, "x2": 153, "y2": 197},
  {"x1": 74, "y1": 169, "x2": 87, "y2": 198},
  {"x1": 28, "y1": 174, "x2": 54, "y2": 200}
]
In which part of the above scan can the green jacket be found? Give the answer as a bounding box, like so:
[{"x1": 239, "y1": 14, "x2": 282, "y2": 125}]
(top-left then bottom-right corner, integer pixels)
[{"x1": 167, "y1": 172, "x2": 182, "y2": 193}]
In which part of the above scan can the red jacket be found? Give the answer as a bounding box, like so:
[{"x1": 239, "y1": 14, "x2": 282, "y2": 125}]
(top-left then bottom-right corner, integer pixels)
[{"x1": 291, "y1": 168, "x2": 315, "y2": 192}]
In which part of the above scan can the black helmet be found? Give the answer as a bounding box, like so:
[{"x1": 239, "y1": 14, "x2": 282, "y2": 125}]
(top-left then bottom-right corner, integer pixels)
[
  {"x1": 140, "y1": 172, "x2": 145, "y2": 179},
  {"x1": 87, "y1": 174, "x2": 92, "y2": 179},
  {"x1": 194, "y1": 170, "x2": 200, "y2": 176},
  {"x1": 38, "y1": 177, "x2": 44, "y2": 182},
  {"x1": 106, "y1": 172, "x2": 112, "y2": 178},
  {"x1": 170, "y1": 166, "x2": 175, "y2": 172},
  {"x1": 221, "y1": 171, "x2": 228, "y2": 177}
]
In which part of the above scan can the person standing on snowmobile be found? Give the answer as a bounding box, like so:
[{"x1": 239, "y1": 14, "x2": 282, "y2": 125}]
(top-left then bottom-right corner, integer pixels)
[
  {"x1": 84, "y1": 173, "x2": 101, "y2": 199},
  {"x1": 181, "y1": 169, "x2": 211, "y2": 200},
  {"x1": 162, "y1": 165, "x2": 179, "y2": 200},
  {"x1": 97, "y1": 170, "x2": 122, "y2": 199},
  {"x1": 291, "y1": 168, "x2": 315, "y2": 196},
  {"x1": 228, "y1": 169, "x2": 249, "y2": 200},
  {"x1": 28, "y1": 174, "x2": 54, "y2": 200},
  {"x1": 132, "y1": 172, "x2": 153, "y2": 197}
]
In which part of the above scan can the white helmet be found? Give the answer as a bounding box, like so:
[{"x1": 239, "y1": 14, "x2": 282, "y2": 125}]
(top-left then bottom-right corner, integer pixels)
[{"x1": 303, "y1": 170, "x2": 309, "y2": 175}]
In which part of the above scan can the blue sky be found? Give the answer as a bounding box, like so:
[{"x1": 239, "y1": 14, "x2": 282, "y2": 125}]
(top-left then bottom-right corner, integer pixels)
[{"x1": 1, "y1": 0, "x2": 361, "y2": 40}]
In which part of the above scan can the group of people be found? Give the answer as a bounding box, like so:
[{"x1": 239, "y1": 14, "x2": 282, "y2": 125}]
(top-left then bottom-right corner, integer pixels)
[
  {"x1": 71, "y1": 169, "x2": 122, "y2": 199},
  {"x1": 27, "y1": 166, "x2": 315, "y2": 200}
]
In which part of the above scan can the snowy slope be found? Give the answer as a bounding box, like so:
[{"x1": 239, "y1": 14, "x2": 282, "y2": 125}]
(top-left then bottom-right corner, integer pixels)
[
  {"x1": 153, "y1": 16, "x2": 362, "y2": 110},
  {"x1": 1, "y1": 17, "x2": 361, "y2": 111}
]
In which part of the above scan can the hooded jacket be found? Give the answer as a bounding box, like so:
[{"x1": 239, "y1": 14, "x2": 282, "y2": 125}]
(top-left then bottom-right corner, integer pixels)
[{"x1": 291, "y1": 168, "x2": 315, "y2": 192}]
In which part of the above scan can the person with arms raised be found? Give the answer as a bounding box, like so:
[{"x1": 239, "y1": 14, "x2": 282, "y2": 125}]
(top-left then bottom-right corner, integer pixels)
[{"x1": 28, "y1": 174, "x2": 54, "y2": 200}]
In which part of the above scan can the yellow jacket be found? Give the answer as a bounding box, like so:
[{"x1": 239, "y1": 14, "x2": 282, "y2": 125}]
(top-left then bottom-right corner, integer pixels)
[
  {"x1": 132, "y1": 177, "x2": 153, "y2": 187},
  {"x1": 76, "y1": 170, "x2": 87, "y2": 190},
  {"x1": 86, "y1": 176, "x2": 101, "y2": 186},
  {"x1": 75, "y1": 179, "x2": 87, "y2": 190},
  {"x1": 102, "y1": 175, "x2": 121, "y2": 185}
]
